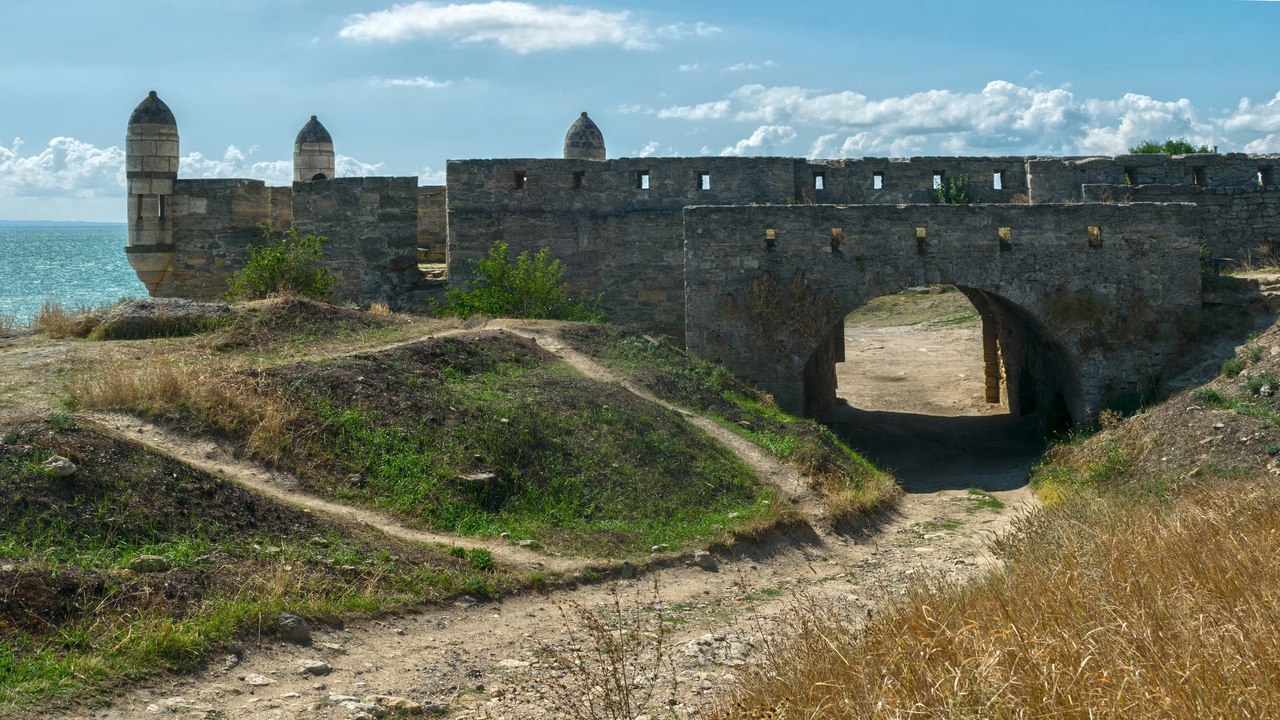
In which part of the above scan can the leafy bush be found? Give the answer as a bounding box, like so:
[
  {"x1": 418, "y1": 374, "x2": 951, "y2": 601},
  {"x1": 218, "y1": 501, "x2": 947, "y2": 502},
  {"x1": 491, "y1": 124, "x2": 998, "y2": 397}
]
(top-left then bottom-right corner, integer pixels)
[
  {"x1": 441, "y1": 242, "x2": 603, "y2": 321},
  {"x1": 1129, "y1": 138, "x2": 1215, "y2": 154},
  {"x1": 225, "y1": 225, "x2": 335, "y2": 301},
  {"x1": 934, "y1": 173, "x2": 975, "y2": 204}
]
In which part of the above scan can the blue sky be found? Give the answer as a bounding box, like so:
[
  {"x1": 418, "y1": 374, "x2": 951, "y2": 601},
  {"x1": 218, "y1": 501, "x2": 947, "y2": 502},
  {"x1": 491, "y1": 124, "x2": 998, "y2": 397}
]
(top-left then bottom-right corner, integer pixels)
[{"x1": 2, "y1": 0, "x2": 1278, "y2": 221}]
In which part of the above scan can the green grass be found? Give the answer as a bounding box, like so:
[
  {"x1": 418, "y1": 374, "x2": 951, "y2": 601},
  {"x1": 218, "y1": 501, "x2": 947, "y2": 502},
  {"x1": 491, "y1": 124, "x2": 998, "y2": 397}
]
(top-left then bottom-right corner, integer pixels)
[
  {"x1": 1194, "y1": 385, "x2": 1280, "y2": 426},
  {"x1": 306, "y1": 359, "x2": 774, "y2": 556},
  {"x1": 965, "y1": 488, "x2": 1005, "y2": 511},
  {"x1": 0, "y1": 419, "x2": 511, "y2": 714},
  {"x1": 557, "y1": 325, "x2": 898, "y2": 520}
]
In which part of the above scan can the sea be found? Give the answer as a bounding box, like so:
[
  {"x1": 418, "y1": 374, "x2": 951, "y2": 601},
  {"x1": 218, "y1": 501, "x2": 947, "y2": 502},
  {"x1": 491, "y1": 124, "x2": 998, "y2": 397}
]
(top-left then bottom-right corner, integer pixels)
[{"x1": 0, "y1": 224, "x2": 146, "y2": 323}]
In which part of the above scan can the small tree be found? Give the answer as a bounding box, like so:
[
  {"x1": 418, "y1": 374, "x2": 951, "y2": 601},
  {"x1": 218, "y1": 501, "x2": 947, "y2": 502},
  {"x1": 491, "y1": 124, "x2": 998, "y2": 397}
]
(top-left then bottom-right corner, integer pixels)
[
  {"x1": 1129, "y1": 138, "x2": 1215, "y2": 155},
  {"x1": 225, "y1": 225, "x2": 335, "y2": 301},
  {"x1": 442, "y1": 242, "x2": 603, "y2": 321},
  {"x1": 935, "y1": 173, "x2": 975, "y2": 204}
]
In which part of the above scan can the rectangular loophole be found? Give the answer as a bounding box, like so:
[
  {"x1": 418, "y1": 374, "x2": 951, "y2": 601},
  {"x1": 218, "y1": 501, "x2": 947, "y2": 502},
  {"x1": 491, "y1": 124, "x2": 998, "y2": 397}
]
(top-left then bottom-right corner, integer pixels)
[
  {"x1": 698, "y1": 172, "x2": 711, "y2": 191},
  {"x1": 764, "y1": 228, "x2": 777, "y2": 249},
  {"x1": 932, "y1": 173, "x2": 943, "y2": 190},
  {"x1": 1259, "y1": 168, "x2": 1272, "y2": 187},
  {"x1": 1192, "y1": 167, "x2": 1206, "y2": 187},
  {"x1": 1088, "y1": 226, "x2": 1102, "y2": 248},
  {"x1": 572, "y1": 170, "x2": 585, "y2": 189},
  {"x1": 873, "y1": 171, "x2": 884, "y2": 190},
  {"x1": 916, "y1": 227, "x2": 927, "y2": 254},
  {"x1": 830, "y1": 227, "x2": 843, "y2": 253},
  {"x1": 1124, "y1": 167, "x2": 1135, "y2": 186},
  {"x1": 157, "y1": 195, "x2": 165, "y2": 219},
  {"x1": 998, "y1": 227, "x2": 1012, "y2": 251},
  {"x1": 637, "y1": 171, "x2": 650, "y2": 190},
  {"x1": 993, "y1": 171, "x2": 1004, "y2": 190},
  {"x1": 513, "y1": 170, "x2": 527, "y2": 190},
  {"x1": 813, "y1": 172, "x2": 825, "y2": 191}
]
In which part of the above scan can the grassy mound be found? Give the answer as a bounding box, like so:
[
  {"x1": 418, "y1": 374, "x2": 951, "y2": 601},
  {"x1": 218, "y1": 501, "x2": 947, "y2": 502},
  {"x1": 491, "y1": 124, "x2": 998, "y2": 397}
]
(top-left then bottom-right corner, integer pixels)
[
  {"x1": 72, "y1": 330, "x2": 780, "y2": 557},
  {"x1": 205, "y1": 297, "x2": 413, "y2": 351},
  {"x1": 557, "y1": 324, "x2": 898, "y2": 520},
  {"x1": 0, "y1": 416, "x2": 511, "y2": 714}
]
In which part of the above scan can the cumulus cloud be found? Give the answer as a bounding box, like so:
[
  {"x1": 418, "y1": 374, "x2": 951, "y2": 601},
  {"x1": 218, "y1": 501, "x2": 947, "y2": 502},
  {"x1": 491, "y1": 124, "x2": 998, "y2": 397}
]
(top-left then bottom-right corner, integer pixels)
[
  {"x1": 368, "y1": 75, "x2": 454, "y2": 89},
  {"x1": 656, "y1": 100, "x2": 729, "y2": 121},
  {"x1": 659, "y1": 80, "x2": 1280, "y2": 156},
  {"x1": 339, "y1": 1, "x2": 652, "y2": 52},
  {"x1": 419, "y1": 165, "x2": 446, "y2": 184},
  {"x1": 0, "y1": 137, "x2": 125, "y2": 198},
  {"x1": 720, "y1": 125, "x2": 797, "y2": 156}
]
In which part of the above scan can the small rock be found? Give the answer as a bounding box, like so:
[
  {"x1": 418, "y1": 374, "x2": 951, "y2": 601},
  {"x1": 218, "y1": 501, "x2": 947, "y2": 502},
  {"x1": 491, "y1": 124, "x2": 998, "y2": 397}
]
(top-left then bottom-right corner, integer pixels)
[
  {"x1": 277, "y1": 612, "x2": 311, "y2": 643},
  {"x1": 296, "y1": 659, "x2": 331, "y2": 676},
  {"x1": 618, "y1": 561, "x2": 635, "y2": 579},
  {"x1": 517, "y1": 539, "x2": 533, "y2": 547},
  {"x1": 243, "y1": 673, "x2": 276, "y2": 686},
  {"x1": 455, "y1": 595, "x2": 478, "y2": 607},
  {"x1": 0, "y1": 564, "x2": 17, "y2": 573},
  {"x1": 41, "y1": 454, "x2": 77, "y2": 477},
  {"x1": 650, "y1": 544, "x2": 670, "y2": 553},
  {"x1": 129, "y1": 555, "x2": 170, "y2": 573},
  {"x1": 496, "y1": 659, "x2": 530, "y2": 669},
  {"x1": 692, "y1": 550, "x2": 718, "y2": 572},
  {"x1": 146, "y1": 697, "x2": 214, "y2": 715},
  {"x1": 365, "y1": 694, "x2": 429, "y2": 714}
]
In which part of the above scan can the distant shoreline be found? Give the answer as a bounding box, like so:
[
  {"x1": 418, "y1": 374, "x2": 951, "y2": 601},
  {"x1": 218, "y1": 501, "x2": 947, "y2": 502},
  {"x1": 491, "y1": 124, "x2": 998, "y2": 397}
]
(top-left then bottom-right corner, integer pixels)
[{"x1": 0, "y1": 220, "x2": 126, "y2": 228}]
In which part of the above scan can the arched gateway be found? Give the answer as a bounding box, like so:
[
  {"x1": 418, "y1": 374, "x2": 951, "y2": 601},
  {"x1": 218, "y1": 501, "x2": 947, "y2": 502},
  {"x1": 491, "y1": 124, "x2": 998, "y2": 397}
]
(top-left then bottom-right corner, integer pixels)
[{"x1": 682, "y1": 203, "x2": 1204, "y2": 425}]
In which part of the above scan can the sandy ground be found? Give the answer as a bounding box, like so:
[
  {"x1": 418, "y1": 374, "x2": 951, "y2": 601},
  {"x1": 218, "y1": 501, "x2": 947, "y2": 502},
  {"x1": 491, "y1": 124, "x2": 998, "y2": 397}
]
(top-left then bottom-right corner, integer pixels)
[{"x1": 50, "y1": 315, "x2": 1041, "y2": 720}]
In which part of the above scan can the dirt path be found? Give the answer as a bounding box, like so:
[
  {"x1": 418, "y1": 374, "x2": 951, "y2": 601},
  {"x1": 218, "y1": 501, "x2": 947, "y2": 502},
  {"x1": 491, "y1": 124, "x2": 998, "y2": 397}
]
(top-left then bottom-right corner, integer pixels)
[{"x1": 58, "y1": 317, "x2": 1041, "y2": 720}]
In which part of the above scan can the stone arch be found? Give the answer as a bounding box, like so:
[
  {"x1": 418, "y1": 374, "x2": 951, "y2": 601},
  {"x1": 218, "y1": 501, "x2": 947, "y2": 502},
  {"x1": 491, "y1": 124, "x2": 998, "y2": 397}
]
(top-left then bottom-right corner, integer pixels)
[
  {"x1": 311, "y1": 173, "x2": 328, "y2": 181},
  {"x1": 797, "y1": 284, "x2": 1081, "y2": 428}
]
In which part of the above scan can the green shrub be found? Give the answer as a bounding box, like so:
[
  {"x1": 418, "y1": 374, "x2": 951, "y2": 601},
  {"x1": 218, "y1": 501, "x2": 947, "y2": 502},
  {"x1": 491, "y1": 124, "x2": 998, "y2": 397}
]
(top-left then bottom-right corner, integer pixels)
[
  {"x1": 1128, "y1": 138, "x2": 1215, "y2": 155},
  {"x1": 441, "y1": 242, "x2": 603, "y2": 321},
  {"x1": 225, "y1": 225, "x2": 335, "y2": 301},
  {"x1": 1221, "y1": 356, "x2": 1246, "y2": 377},
  {"x1": 935, "y1": 173, "x2": 975, "y2": 204}
]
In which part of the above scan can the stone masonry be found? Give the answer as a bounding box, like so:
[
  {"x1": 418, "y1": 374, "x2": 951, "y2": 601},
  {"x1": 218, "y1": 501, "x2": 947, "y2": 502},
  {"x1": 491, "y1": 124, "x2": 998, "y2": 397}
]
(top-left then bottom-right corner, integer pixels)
[{"x1": 123, "y1": 90, "x2": 1280, "y2": 422}]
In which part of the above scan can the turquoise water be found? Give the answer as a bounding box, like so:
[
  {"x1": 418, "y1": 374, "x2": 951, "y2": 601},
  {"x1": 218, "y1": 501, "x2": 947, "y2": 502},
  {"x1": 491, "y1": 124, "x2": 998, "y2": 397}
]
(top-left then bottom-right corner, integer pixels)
[{"x1": 0, "y1": 225, "x2": 146, "y2": 323}]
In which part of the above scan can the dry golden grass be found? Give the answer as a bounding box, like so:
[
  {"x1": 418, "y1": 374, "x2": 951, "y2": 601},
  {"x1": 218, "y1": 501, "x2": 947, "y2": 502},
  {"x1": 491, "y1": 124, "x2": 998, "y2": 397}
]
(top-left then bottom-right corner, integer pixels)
[
  {"x1": 32, "y1": 297, "x2": 106, "y2": 338},
  {"x1": 67, "y1": 361, "x2": 304, "y2": 466},
  {"x1": 0, "y1": 311, "x2": 15, "y2": 335},
  {"x1": 714, "y1": 480, "x2": 1280, "y2": 719},
  {"x1": 367, "y1": 301, "x2": 392, "y2": 316}
]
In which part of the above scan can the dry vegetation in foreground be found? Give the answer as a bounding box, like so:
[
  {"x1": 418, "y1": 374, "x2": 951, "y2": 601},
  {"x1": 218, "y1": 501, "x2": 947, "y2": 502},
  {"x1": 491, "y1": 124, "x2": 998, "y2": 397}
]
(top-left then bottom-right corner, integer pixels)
[
  {"x1": 712, "y1": 316, "x2": 1280, "y2": 717},
  {"x1": 716, "y1": 479, "x2": 1280, "y2": 718}
]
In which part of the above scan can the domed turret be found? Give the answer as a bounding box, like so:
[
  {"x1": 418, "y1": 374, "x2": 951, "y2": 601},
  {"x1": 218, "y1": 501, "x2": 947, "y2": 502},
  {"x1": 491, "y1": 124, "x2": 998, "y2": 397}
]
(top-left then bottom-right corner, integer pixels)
[
  {"x1": 563, "y1": 112, "x2": 605, "y2": 161},
  {"x1": 294, "y1": 115, "x2": 335, "y2": 182},
  {"x1": 125, "y1": 91, "x2": 180, "y2": 293}
]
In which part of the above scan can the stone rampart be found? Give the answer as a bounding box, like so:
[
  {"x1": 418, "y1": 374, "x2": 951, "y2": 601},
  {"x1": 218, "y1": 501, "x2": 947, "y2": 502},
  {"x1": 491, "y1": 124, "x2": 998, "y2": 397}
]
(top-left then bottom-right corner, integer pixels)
[{"x1": 683, "y1": 202, "x2": 1205, "y2": 419}]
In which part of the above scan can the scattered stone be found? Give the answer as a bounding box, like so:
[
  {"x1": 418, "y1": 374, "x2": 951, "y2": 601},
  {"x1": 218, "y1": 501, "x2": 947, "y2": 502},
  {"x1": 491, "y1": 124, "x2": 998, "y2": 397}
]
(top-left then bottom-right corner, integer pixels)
[
  {"x1": 650, "y1": 544, "x2": 670, "y2": 553},
  {"x1": 496, "y1": 659, "x2": 530, "y2": 669},
  {"x1": 296, "y1": 659, "x2": 331, "y2": 676},
  {"x1": 618, "y1": 561, "x2": 636, "y2": 579},
  {"x1": 277, "y1": 612, "x2": 311, "y2": 643},
  {"x1": 365, "y1": 694, "x2": 431, "y2": 714},
  {"x1": 243, "y1": 673, "x2": 276, "y2": 687},
  {"x1": 338, "y1": 700, "x2": 385, "y2": 717},
  {"x1": 455, "y1": 595, "x2": 478, "y2": 607},
  {"x1": 41, "y1": 454, "x2": 77, "y2": 477},
  {"x1": 692, "y1": 550, "x2": 718, "y2": 572},
  {"x1": 146, "y1": 697, "x2": 215, "y2": 715},
  {"x1": 128, "y1": 555, "x2": 171, "y2": 573},
  {"x1": 517, "y1": 539, "x2": 533, "y2": 547}
]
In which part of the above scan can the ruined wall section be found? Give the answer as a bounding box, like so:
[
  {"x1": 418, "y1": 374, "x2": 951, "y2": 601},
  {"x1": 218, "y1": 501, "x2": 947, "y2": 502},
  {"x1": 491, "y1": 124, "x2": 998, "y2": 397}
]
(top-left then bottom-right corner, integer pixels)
[
  {"x1": 446, "y1": 157, "x2": 796, "y2": 337},
  {"x1": 417, "y1": 186, "x2": 447, "y2": 263},
  {"x1": 1082, "y1": 184, "x2": 1280, "y2": 261},
  {"x1": 1029, "y1": 154, "x2": 1280, "y2": 203},
  {"x1": 683, "y1": 203, "x2": 1205, "y2": 419},
  {"x1": 292, "y1": 177, "x2": 427, "y2": 307}
]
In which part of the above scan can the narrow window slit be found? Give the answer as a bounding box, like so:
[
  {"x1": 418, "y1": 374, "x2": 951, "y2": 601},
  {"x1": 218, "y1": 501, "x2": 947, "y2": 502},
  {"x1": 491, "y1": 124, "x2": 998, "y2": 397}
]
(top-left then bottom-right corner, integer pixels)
[
  {"x1": 572, "y1": 170, "x2": 585, "y2": 189},
  {"x1": 916, "y1": 227, "x2": 928, "y2": 254},
  {"x1": 873, "y1": 171, "x2": 884, "y2": 190},
  {"x1": 830, "y1": 227, "x2": 843, "y2": 253},
  {"x1": 637, "y1": 171, "x2": 650, "y2": 190},
  {"x1": 932, "y1": 173, "x2": 943, "y2": 190},
  {"x1": 513, "y1": 170, "x2": 527, "y2": 190},
  {"x1": 993, "y1": 171, "x2": 1004, "y2": 190},
  {"x1": 698, "y1": 172, "x2": 711, "y2": 191},
  {"x1": 1192, "y1": 167, "x2": 1206, "y2": 187},
  {"x1": 813, "y1": 172, "x2": 825, "y2": 191},
  {"x1": 998, "y1": 227, "x2": 1012, "y2": 251},
  {"x1": 764, "y1": 228, "x2": 777, "y2": 250}
]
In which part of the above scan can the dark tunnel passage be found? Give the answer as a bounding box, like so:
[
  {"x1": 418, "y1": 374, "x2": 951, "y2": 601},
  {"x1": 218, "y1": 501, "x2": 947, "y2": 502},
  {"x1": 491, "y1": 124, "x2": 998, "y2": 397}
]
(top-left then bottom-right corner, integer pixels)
[{"x1": 804, "y1": 286, "x2": 1075, "y2": 493}]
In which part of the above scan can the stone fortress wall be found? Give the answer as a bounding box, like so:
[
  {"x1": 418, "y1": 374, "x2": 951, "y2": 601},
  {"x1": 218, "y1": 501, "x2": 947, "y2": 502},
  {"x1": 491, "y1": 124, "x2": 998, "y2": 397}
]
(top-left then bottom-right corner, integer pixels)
[{"x1": 123, "y1": 91, "x2": 1280, "y2": 420}]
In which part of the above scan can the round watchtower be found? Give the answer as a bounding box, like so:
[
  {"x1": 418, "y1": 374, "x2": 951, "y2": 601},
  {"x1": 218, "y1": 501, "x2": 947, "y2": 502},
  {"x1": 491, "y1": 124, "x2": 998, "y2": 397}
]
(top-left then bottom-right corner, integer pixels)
[
  {"x1": 125, "y1": 90, "x2": 179, "y2": 292},
  {"x1": 563, "y1": 112, "x2": 605, "y2": 161},
  {"x1": 294, "y1": 115, "x2": 335, "y2": 182}
]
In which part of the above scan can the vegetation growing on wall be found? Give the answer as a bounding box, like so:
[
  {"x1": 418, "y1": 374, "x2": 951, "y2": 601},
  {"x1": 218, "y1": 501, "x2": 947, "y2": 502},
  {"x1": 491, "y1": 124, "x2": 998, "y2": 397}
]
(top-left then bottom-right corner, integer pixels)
[
  {"x1": 934, "y1": 173, "x2": 975, "y2": 204},
  {"x1": 1129, "y1": 138, "x2": 1215, "y2": 155},
  {"x1": 441, "y1": 242, "x2": 603, "y2": 322},
  {"x1": 225, "y1": 225, "x2": 335, "y2": 301}
]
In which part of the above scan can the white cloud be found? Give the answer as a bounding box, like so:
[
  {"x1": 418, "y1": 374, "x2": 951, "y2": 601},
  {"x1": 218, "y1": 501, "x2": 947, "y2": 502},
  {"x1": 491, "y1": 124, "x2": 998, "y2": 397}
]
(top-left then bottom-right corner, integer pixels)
[
  {"x1": 339, "y1": 1, "x2": 651, "y2": 52},
  {"x1": 655, "y1": 22, "x2": 720, "y2": 39},
  {"x1": 720, "y1": 125, "x2": 796, "y2": 156},
  {"x1": 661, "y1": 80, "x2": 1280, "y2": 156},
  {"x1": 724, "y1": 60, "x2": 773, "y2": 73},
  {"x1": 636, "y1": 141, "x2": 661, "y2": 158},
  {"x1": 657, "y1": 100, "x2": 730, "y2": 120},
  {"x1": 419, "y1": 165, "x2": 446, "y2": 184},
  {"x1": 0, "y1": 137, "x2": 125, "y2": 198},
  {"x1": 677, "y1": 63, "x2": 702, "y2": 73},
  {"x1": 369, "y1": 75, "x2": 454, "y2": 89}
]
